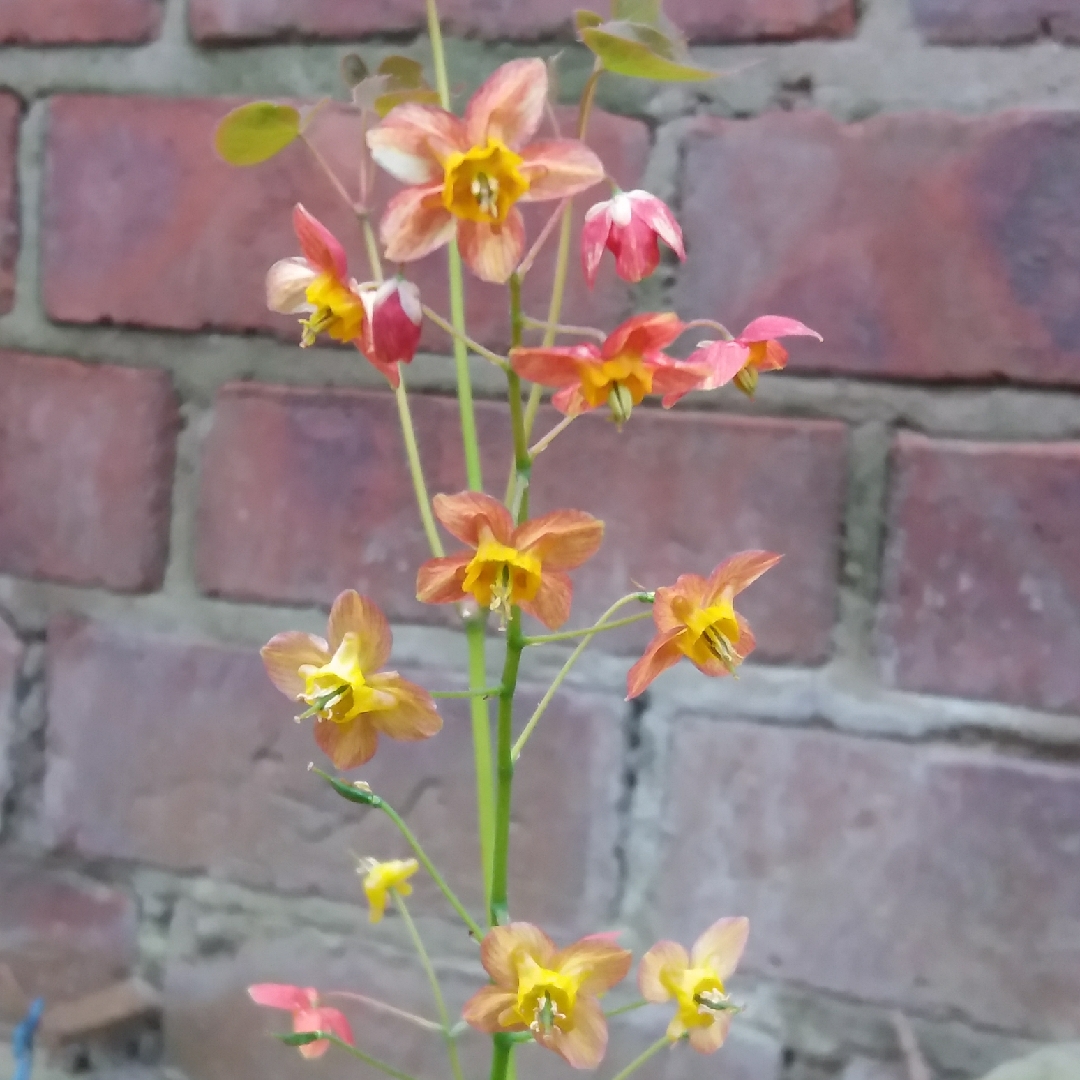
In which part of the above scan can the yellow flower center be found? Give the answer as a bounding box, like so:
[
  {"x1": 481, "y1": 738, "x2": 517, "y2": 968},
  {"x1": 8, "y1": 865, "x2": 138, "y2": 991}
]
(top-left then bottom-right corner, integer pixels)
[
  {"x1": 678, "y1": 594, "x2": 742, "y2": 673},
  {"x1": 513, "y1": 956, "x2": 578, "y2": 1035},
  {"x1": 462, "y1": 529, "x2": 542, "y2": 621},
  {"x1": 442, "y1": 139, "x2": 530, "y2": 225},
  {"x1": 301, "y1": 273, "x2": 366, "y2": 346},
  {"x1": 578, "y1": 354, "x2": 654, "y2": 416},
  {"x1": 298, "y1": 633, "x2": 393, "y2": 724},
  {"x1": 669, "y1": 966, "x2": 728, "y2": 1031}
]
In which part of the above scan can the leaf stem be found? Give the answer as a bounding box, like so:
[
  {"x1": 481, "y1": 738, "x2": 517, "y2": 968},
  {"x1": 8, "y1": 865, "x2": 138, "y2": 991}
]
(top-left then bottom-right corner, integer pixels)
[
  {"x1": 431, "y1": 687, "x2": 503, "y2": 699},
  {"x1": 395, "y1": 375, "x2": 444, "y2": 558},
  {"x1": 300, "y1": 132, "x2": 355, "y2": 211},
  {"x1": 325, "y1": 991, "x2": 443, "y2": 1033},
  {"x1": 604, "y1": 999, "x2": 650, "y2": 1019},
  {"x1": 522, "y1": 609, "x2": 652, "y2": 646},
  {"x1": 609, "y1": 1036, "x2": 673, "y2": 1080},
  {"x1": 522, "y1": 314, "x2": 607, "y2": 342},
  {"x1": 424, "y1": 304, "x2": 509, "y2": 369},
  {"x1": 361, "y1": 213, "x2": 384, "y2": 282},
  {"x1": 319, "y1": 1033, "x2": 420, "y2": 1080},
  {"x1": 467, "y1": 617, "x2": 495, "y2": 921},
  {"x1": 529, "y1": 414, "x2": 575, "y2": 458}
]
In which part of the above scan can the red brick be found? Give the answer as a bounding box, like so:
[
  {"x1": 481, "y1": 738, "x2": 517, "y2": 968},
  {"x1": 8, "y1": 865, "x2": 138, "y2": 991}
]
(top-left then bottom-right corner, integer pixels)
[
  {"x1": 0, "y1": 94, "x2": 19, "y2": 316},
  {"x1": 0, "y1": 0, "x2": 160, "y2": 43},
  {"x1": 198, "y1": 385, "x2": 847, "y2": 664},
  {"x1": 910, "y1": 0, "x2": 1080, "y2": 44},
  {"x1": 656, "y1": 718, "x2": 1080, "y2": 1036},
  {"x1": 675, "y1": 110, "x2": 1080, "y2": 386},
  {"x1": 0, "y1": 861, "x2": 138, "y2": 1020},
  {"x1": 0, "y1": 353, "x2": 178, "y2": 592},
  {"x1": 42, "y1": 95, "x2": 647, "y2": 352},
  {"x1": 190, "y1": 0, "x2": 852, "y2": 42},
  {"x1": 878, "y1": 434, "x2": 1080, "y2": 713},
  {"x1": 43, "y1": 617, "x2": 622, "y2": 934}
]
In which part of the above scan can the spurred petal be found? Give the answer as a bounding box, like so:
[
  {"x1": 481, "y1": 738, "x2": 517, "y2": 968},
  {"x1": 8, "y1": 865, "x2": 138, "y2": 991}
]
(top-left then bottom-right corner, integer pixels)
[
  {"x1": 465, "y1": 58, "x2": 548, "y2": 149},
  {"x1": 581, "y1": 202, "x2": 613, "y2": 288},
  {"x1": 630, "y1": 191, "x2": 685, "y2": 260},
  {"x1": 313, "y1": 715, "x2": 379, "y2": 770},
  {"x1": 511, "y1": 345, "x2": 598, "y2": 389},
  {"x1": 293, "y1": 204, "x2": 347, "y2": 279},
  {"x1": 653, "y1": 575, "x2": 710, "y2": 633},
  {"x1": 706, "y1": 551, "x2": 782, "y2": 603},
  {"x1": 689, "y1": 1014, "x2": 732, "y2": 1054},
  {"x1": 480, "y1": 922, "x2": 557, "y2": 987},
  {"x1": 626, "y1": 627, "x2": 684, "y2": 699},
  {"x1": 514, "y1": 510, "x2": 604, "y2": 571},
  {"x1": 684, "y1": 340, "x2": 753, "y2": 394},
  {"x1": 416, "y1": 553, "x2": 472, "y2": 605},
  {"x1": 381, "y1": 183, "x2": 456, "y2": 263},
  {"x1": 690, "y1": 916, "x2": 749, "y2": 981},
  {"x1": 638, "y1": 940, "x2": 689, "y2": 1002},
  {"x1": 362, "y1": 279, "x2": 423, "y2": 370},
  {"x1": 738, "y1": 315, "x2": 822, "y2": 345},
  {"x1": 327, "y1": 590, "x2": 392, "y2": 670},
  {"x1": 543, "y1": 994, "x2": 608, "y2": 1070},
  {"x1": 734, "y1": 613, "x2": 756, "y2": 660},
  {"x1": 462, "y1": 986, "x2": 519, "y2": 1033},
  {"x1": 602, "y1": 312, "x2": 685, "y2": 360},
  {"x1": 261, "y1": 632, "x2": 330, "y2": 699},
  {"x1": 266, "y1": 256, "x2": 317, "y2": 314},
  {"x1": 608, "y1": 215, "x2": 663, "y2": 284},
  {"x1": 367, "y1": 103, "x2": 468, "y2": 183},
  {"x1": 520, "y1": 570, "x2": 573, "y2": 631},
  {"x1": 653, "y1": 356, "x2": 714, "y2": 409},
  {"x1": 248, "y1": 983, "x2": 315, "y2": 1012},
  {"x1": 555, "y1": 938, "x2": 632, "y2": 996},
  {"x1": 367, "y1": 674, "x2": 442, "y2": 742},
  {"x1": 518, "y1": 140, "x2": 605, "y2": 202},
  {"x1": 457, "y1": 210, "x2": 526, "y2": 284},
  {"x1": 433, "y1": 491, "x2": 515, "y2": 547}
]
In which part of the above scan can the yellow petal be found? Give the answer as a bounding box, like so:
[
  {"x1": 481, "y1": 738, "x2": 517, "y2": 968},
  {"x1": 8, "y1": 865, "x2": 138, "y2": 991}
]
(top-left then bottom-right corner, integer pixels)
[{"x1": 638, "y1": 939, "x2": 689, "y2": 1003}]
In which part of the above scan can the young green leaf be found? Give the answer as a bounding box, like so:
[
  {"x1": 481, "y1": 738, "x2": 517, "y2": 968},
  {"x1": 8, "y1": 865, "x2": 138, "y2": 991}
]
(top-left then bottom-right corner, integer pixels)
[
  {"x1": 340, "y1": 53, "x2": 370, "y2": 89},
  {"x1": 575, "y1": 8, "x2": 604, "y2": 30},
  {"x1": 214, "y1": 102, "x2": 301, "y2": 166},
  {"x1": 611, "y1": 0, "x2": 663, "y2": 25},
  {"x1": 581, "y1": 23, "x2": 715, "y2": 81}
]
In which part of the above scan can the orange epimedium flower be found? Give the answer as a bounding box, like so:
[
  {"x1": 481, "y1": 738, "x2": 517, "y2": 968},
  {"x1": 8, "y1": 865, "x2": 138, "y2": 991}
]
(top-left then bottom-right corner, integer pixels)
[
  {"x1": 463, "y1": 923, "x2": 632, "y2": 1070},
  {"x1": 261, "y1": 590, "x2": 441, "y2": 769},
  {"x1": 626, "y1": 551, "x2": 782, "y2": 699},
  {"x1": 639, "y1": 918, "x2": 749, "y2": 1054},
  {"x1": 511, "y1": 313, "x2": 706, "y2": 425},
  {"x1": 367, "y1": 59, "x2": 605, "y2": 283},
  {"x1": 248, "y1": 984, "x2": 354, "y2": 1059},
  {"x1": 415, "y1": 492, "x2": 603, "y2": 630}
]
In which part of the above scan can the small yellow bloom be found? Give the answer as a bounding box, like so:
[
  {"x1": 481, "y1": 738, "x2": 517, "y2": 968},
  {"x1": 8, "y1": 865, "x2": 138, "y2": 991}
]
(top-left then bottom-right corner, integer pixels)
[
  {"x1": 441, "y1": 139, "x2": 530, "y2": 225},
  {"x1": 360, "y1": 858, "x2": 419, "y2": 923}
]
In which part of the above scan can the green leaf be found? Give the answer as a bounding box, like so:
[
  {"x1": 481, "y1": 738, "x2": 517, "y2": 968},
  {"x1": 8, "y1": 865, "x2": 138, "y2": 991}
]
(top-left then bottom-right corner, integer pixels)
[
  {"x1": 373, "y1": 87, "x2": 441, "y2": 118},
  {"x1": 350, "y1": 56, "x2": 440, "y2": 118},
  {"x1": 377, "y1": 55, "x2": 426, "y2": 90},
  {"x1": 340, "y1": 53, "x2": 369, "y2": 89},
  {"x1": 214, "y1": 102, "x2": 301, "y2": 166},
  {"x1": 581, "y1": 24, "x2": 715, "y2": 81},
  {"x1": 612, "y1": 0, "x2": 662, "y2": 24},
  {"x1": 277, "y1": 1032, "x2": 322, "y2": 1046},
  {"x1": 574, "y1": 8, "x2": 604, "y2": 30}
]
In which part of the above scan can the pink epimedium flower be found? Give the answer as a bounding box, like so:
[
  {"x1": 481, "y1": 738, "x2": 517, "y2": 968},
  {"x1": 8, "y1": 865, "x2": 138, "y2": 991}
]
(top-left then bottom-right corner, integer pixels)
[
  {"x1": 248, "y1": 984, "x2": 354, "y2": 1060},
  {"x1": 360, "y1": 277, "x2": 423, "y2": 375},
  {"x1": 581, "y1": 190, "x2": 685, "y2": 287},
  {"x1": 367, "y1": 59, "x2": 605, "y2": 284}
]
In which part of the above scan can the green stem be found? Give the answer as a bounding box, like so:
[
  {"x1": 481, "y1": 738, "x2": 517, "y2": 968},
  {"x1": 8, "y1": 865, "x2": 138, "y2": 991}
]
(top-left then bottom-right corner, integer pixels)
[
  {"x1": 467, "y1": 618, "x2": 495, "y2": 921},
  {"x1": 394, "y1": 896, "x2": 465, "y2": 1080},
  {"x1": 319, "y1": 1033, "x2": 420, "y2": 1080},
  {"x1": 426, "y1": 0, "x2": 451, "y2": 108},
  {"x1": 523, "y1": 610, "x2": 652, "y2": 646},
  {"x1": 506, "y1": 274, "x2": 532, "y2": 518},
  {"x1": 449, "y1": 243, "x2": 482, "y2": 491},
  {"x1": 430, "y1": 687, "x2": 502, "y2": 699},
  {"x1": 490, "y1": 1033, "x2": 514, "y2": 1080},
  {"x1": 604, "y1": 999, "x2": 650, "y2": 1019},
  {"x1": 511, "y1": 593, "x2": 651, "y2": 763},
  {"x1": 608, "y1": 1036, "x2": 673, "y2": 1080},
  {"x1": 360, "y1": 214, "x2": 384, "y2": 282},
  {"x1": 395, "y1": 376, "x2": 444, "y2": 558}
]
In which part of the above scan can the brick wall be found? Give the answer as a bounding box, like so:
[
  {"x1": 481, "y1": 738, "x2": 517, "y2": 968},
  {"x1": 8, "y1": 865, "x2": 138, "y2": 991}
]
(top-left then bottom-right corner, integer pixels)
[{"x1": 1, "y1": 1, "x2": 1080, "y2": 1078}]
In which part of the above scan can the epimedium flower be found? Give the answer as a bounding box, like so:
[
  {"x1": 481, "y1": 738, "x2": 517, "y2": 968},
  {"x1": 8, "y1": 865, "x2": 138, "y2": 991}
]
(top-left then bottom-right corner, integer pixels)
[
  {"x1": 639, "y1": 917, "x2": 749, "y2": 1054},
  {"x1": 367, "y1": 58, "x2": 605, "y2": 284},
  {"x1": 581, "y1": 189, "x2": 685, "y2": 287},
  {"x1": 358, "y1": 858, "x2": 419, "y2": 923},
  {"x1": 416, "y1": 492, "x2": 604, "y2": 630},
  {"x1": 510, "y1": 313, "x2": 707, "y2": 426},
  {"x1": 261, "y1": 589, "x2": 441, "y2": 769},
  {"x1": 463, "y1": 923, "x2": 632, "y2": 1069},
  {"x1": 248, "y1": 984, "x2": 354, "y2": 1059},
  {"x1": 626, "y1": 551, "x2": 781, "y2": 699},
  {"x1": 360, "y1": 276, "x2": 423, "y2": 372}
]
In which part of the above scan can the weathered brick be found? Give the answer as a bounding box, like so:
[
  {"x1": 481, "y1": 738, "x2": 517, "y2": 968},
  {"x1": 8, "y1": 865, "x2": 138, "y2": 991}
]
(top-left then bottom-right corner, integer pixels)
[
  {"x1": 0, "y1": 861, "x2": 138, "y2": 1020},
  {"x1": 0, "y1": 0, "x2": 161, "y2": 43},
  {"x1": 0, "y1": 353, "x2": 178, "y2": 592},
  {"x1": 910, "y1": 0, "x2": 1080, "y2": 44},
  {"x1": 42, "y1": 95, "x2": 646, "y2": 352},
  {"x1": 198, "y1": 385, "x2": 846, "y2": 664},
  {"x1": 0, "y1": 94, "x2": 19, "y2": 316},
  {"x1": 190, "y1": 0, "x2": 853, "y2": 42},
  {"x1": 655, "y1": 718, "x2": 1080, "y2": 1036},
  {"x1": 878, "y1": 434, "x2": 1080, "y2": 713},
  {"x1": 676, "y1": 110, "x2": 1080, "y2": 386},
  {"x1": 0, "y1": 621, "x2": 24, "y2": 830},
  {"x1": 44, "y1": 617, "x2": 622, "y2": 934}
]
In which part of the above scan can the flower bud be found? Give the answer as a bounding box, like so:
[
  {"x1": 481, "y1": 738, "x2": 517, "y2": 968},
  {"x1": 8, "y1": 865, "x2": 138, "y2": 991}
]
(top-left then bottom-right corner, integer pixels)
[
  {"x1": 362, "y1": 277, "x2": 423, "y2": 369},
  {"x1": 581, "y1": 189, "x2": 686, "y2": 288},
  {"x1": 608, "y1": 383, "x2": 635, "y2": 427}
]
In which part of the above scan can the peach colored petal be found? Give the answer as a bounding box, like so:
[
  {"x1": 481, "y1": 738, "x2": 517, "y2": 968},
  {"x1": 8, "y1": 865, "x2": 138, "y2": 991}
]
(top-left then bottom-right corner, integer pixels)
[
  {"x1": 457, "y1": 210, "x2": 526, "y2": 284},
  {"x1": 462, "y1": 986, "x2": 519, "y2": 1033},
  {"x1": 756, "y1": 339, "x2": 789, "y2": 372},
  {"x1": 292, "y1": 1005, "x2": 354, "y2": 1059},
  {"x1": 689, "y1": 1014, "x2": 732, "y2": 1054},
  {"x1": 706, "y1": 551, "x2": 782, "y2": 603},
  {"x1": 266, "y1": 256, "x2": 317, "y2": 314},
  {"x1": 652, "y1": 576, "x2": 710, "y2": 633},
  {"x1": 293, "y1": 204, "x2": 347, "y2": 279},
  {"x1": 249, "y1": 983, "x2": 315, "y2": 1011},
  {"x1": 552, "y1": 384, "x2": 590, "y2": 416},
  {"x1": 733, "y1": 613, "x2": 756, "y2": 661},
  {"x1": 381, "y1": 183, "x2": 456, "y2": 263},
  {"x1": 367, "y1": 674, "x2": 442, "y2": 742},
  {"x1": 626, "y1": 628, "x2": 684, "y2": 699},
  {"x1": 432, "y1": 491, "x2": 515, "y2": 547},
  {"x1": 313, "y1": 715, "x2": 379, "y2": 770},
  {"x1": 261, "y1": 632, "x2": 330, "y2": 699},
  {"x1": 738, "y1": 315, "x2": 822, "y2": 345},
  {"x1": 602, "y1": 312, "x2": 685, "y2": 360},
  {"x1": 481, "y1": 922, "x2": 557, "y2": 987},
  {"x1": 653, "y1": 355, "x2": 714, "y2": 409},
  {"x1": 416, "y1": 553, "x2": 472, "y2": 605},
  {"x1": 465, "y1": 58, "x2": 548, "y2": 149},
  {"x1": 543, "y1": 994, "x2": 608, "y2": 1069},
  {"x1": 510, "y1": 345, "x2": 596, "y2": 389},
  {"x1": 690, "y1": 916, "x2": 749, "y2": 980},
  {"x1": 518, "y1": 140, "x2": 604, "y2": 202},
  {"x1": 638, "y1": 940, "x2": 689, "y2": 1002},
  {"x1": 683, "y1": 339, "x2": 753, "y2": 394},
  {"x1": 515, "y1": 510, "x2": 604, "y2": 571},
  {"x1": 555, "y1": 938, "x2": 632, "y2": 997},
  {"x1": 520, "y1": 570, "x2": 573, "y2": 631},
  {"x1": 367, "y1": 103, "x2": 468, "y2": 183},
  {"x1": 327, "y1": 590, "x2": 392, "y2": 669}
]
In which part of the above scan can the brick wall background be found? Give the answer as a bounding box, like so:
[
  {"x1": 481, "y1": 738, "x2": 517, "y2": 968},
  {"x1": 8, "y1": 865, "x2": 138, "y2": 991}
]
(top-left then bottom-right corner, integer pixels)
[{"x1": 1, "y1": 1, "x2": 1079, "y2": 1079}]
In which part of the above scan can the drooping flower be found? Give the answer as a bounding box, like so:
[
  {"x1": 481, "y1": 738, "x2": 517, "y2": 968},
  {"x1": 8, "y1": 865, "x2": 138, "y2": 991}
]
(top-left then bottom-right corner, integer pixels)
[
  {"x1": 639, "y1": 917, "x2": 749, "y2": 1053},
  {"x1": 359, "y1": 858, "x2": 419, "y2": 923},
  {"x1": 510, "y1": 313, "x2": 707, "y2": 425},
  {"x1": 463, "y1": 923, "x2": 632, "y2": 1069},
  {"x1": 581, "y1": 189, "x2": 685, "y2": 287},
  {"x1": 416, "y1": 492, "x2": 603, "y2": 630},
  {"x1": 360, "y1": 277, "x2": 423, "y2": 372},
  {"x1": 667, "y1": 316, "x2": 822, "y2": 403},
  {"x1": 367, "y1": 59, "x2": 605, "y2": 283},
  {"x1": 248, "y1": 984, "x2": 354, "y2": 1059},
  {"x1": 626, "y1": 551, "x2": 781, "y2": 699},
  {"x1": 261, "y1": 590, "x2": 441, "y2": 769}
]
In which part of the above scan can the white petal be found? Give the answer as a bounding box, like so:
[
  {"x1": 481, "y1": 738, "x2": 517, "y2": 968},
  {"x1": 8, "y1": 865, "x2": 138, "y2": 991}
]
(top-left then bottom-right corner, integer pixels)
[
  {"x1": 369, "y1": 143, "x2": 440, "y2": 186},
  {"x1": 266, "y1": 257, "x2": 316, "y2": 314}
]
